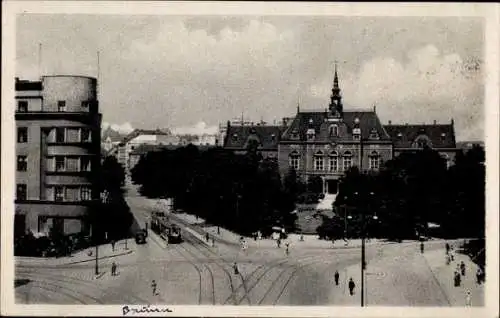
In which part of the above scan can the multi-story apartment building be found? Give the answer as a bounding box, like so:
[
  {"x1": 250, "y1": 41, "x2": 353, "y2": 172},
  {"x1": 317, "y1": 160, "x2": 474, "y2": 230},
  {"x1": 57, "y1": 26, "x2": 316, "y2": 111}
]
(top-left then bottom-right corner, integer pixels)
[{"x1": 15, "y1": 76, "x2": 102, "y2": 237}]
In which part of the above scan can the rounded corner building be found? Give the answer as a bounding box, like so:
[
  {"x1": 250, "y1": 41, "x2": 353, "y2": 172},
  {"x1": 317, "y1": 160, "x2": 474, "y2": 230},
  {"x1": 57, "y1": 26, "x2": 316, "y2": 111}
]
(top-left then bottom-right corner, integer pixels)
[{"x1": 15, "y1": 75, "x2": 102, "y2": 238}]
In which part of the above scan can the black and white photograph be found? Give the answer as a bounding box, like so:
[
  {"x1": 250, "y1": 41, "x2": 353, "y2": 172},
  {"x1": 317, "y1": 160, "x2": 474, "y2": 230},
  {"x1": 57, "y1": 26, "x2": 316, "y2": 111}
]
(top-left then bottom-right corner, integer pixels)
[{"x1": 1, "y1": 2, "x2": 498, "y2": 317}]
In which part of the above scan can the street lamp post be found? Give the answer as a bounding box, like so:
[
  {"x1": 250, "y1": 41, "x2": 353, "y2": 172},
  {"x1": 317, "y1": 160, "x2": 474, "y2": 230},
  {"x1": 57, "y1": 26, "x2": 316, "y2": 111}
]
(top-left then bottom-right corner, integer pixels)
[
  {"x1": 95, "y1": 235, "x2": 99, "y2": 275},
  {"x1": 359, "y1": 191, "x2": 375, "y2": 307}
]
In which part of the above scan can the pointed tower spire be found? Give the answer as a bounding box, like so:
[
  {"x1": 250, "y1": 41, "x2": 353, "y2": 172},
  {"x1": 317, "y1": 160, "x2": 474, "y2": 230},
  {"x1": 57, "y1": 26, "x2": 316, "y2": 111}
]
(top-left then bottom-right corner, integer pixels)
[
  {"x1": 329, "y1": 60, "x2": 343, "y2": 116},
  {"x1": 297, "y1": 96, "x2": 300, "y2": 114}
]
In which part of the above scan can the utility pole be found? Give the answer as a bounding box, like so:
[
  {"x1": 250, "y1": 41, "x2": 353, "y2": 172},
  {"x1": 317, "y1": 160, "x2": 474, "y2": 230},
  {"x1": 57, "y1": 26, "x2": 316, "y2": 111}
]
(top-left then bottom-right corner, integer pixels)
[
  {"x1": 38, "y1": 43, "x2": 42, "y2": 79},
  {"x1": 361, "y1": 209, "x2": 366, "y2": 307}
]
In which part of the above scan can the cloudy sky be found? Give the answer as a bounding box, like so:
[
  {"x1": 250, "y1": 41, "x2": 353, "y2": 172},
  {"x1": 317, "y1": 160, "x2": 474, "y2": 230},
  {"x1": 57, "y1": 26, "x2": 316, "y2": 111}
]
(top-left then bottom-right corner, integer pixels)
[{"x1": 16, "y1": 15, "x2": 483, "y2": 140}]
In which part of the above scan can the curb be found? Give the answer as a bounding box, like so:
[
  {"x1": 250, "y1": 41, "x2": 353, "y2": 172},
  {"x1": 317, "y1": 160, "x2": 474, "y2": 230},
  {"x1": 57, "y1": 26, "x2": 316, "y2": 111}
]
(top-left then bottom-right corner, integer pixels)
[
  {"x1": 65, "y1": 249, "x2": 134, "y2": 265},
  {"x1": 16, "y1": 249, "x2": 134, "y2": 267}
]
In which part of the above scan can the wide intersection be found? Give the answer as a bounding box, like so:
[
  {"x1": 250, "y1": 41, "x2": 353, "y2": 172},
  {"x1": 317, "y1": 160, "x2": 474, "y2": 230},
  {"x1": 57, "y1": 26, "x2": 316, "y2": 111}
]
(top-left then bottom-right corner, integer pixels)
[{"x1": 15, "y1": 183, "x2": 483, "y2": 306}]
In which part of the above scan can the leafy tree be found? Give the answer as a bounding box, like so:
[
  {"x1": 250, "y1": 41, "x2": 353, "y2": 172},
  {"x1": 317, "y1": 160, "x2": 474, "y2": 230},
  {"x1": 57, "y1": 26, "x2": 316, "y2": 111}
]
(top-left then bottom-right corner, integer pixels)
[
  {"x1": 95, "y1": 155, "x2": 133, "y2": 241},
  {"x1": 307, "y1": 175, "x2": 323, "y2": 194},
  {"x1": 131, "y1": 146, "x2": 297, "y2": 236}
]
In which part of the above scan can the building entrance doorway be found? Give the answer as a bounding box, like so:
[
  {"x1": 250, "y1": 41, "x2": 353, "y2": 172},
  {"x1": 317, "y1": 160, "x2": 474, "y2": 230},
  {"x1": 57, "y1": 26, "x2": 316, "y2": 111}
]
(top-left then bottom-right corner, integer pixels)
[{"x1": 327, "y1": 180, "x2": 338, "y2": 194}]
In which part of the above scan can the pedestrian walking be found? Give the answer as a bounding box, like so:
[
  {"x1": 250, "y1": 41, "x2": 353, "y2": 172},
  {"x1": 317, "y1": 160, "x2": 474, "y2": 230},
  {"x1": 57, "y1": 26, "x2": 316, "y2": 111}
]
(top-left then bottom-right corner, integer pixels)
[
  {"x1": 211, "y1": 237, "x2": 215, "y2": 247},
  {"x1": 233, "y1": 262, "x2": 239, "y2": 275},
  {"x1": 446, "y1": 254, "x2": 451, "y2": 265},
  {"x1": 111, "y1": 240, "x2": 116, "y2": 252},
  {"x1": 348, "y1": 278, "x2": 355, "y2": 295},
  {"x1": 445, "y1": 242, "x2": 450, "y2": 255},
  {"x1": 460, "y1": 261, "x2": 466, "y2": 276},
  {"x1": 420, "y1": 241, "x2": 424, "y2": 254},
  {"x1": 300, "y1": 234, "x2": 304, "y2": 242},
  {"x1": 277, "y1": 238, "x2": 281, "y2": 248},
  {"x1": 334, "y1": 271, "x2": 339, "y2": 286},
  {"x1": 465, "y1": 290, "x2": 472, "y2": 307},
  {"x1": 205, "y1": 233, "x2": 209, "y2": 242},
  {"x1": 285, "y1": 242, "x2": 290, "y2": 256},
  {"x1": 476, "y1": 268, "x2": 482, "y2": 284},
  {"x1": 151, "y1": 280, "x2": 158, "y2": 296},
  {"x1": 454, "y1": 271, "x2": 461, "y2": 287},
  {"x1": 111, "y1": 261, "x2": 117, "y2": 276}
]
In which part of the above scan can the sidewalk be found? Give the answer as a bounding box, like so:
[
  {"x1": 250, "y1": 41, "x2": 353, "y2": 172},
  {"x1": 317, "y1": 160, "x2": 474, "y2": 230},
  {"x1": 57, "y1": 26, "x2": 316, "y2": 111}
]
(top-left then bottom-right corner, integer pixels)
[
  {"x1": 172, "y1": 212, "x2": 409, "y2": 251},
  {"x1": 326, "y1": 243, "x2": 484, "y2": 306},
  {"x1": 16, "y1": 239, "x2": 135, "y2": 267},
  {"x1": 422, "y1": 246, "x2": 484, "y2": 307}
]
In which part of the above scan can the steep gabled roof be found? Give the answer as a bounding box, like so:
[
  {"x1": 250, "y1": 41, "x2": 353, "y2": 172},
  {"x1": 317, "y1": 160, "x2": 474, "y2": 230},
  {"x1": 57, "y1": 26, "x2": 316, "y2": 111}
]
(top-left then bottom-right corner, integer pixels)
[
  {"x1": 129, "y1": 143, "x2": 217, "y2": 156},
  {"x1": 281, "y1": 109, "x2": 391, "y2": 142},
  {"x1": 102, "y1": 127, "x2": 125, "y2": 143},
  {"x1": 224, "y1": 125, "x2": 283, "y2": 150},
  {"x1": 384, "y1": 124, "x2": 456, "y2": 148}
]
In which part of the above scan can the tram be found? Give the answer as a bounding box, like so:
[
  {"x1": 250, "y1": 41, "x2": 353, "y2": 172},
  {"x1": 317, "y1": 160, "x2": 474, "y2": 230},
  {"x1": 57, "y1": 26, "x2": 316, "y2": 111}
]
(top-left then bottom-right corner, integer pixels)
[{"x1": 150, "y1": 211, "x2": 182, "y2": 243}]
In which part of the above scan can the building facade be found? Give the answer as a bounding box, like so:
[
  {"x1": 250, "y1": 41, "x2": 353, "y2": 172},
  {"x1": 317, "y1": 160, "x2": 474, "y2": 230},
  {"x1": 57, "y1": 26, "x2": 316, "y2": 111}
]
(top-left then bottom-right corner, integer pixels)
[
  {"x1": 15, "y1": 76, "x2": 102, "y2": 237},
  {"x1": 278, "y1": 67, "x2": 393, "y2": 194},
  {"x1": 107, "y1": 129, "x2": 179, "y2": 172},
  {"x1": 223, "y1": 66, "x2": 460, "y2": 195},
  {"x1": 224, "y1": 122, "x2": 284, "y2": 159},
  {"x1": 384, "y1": 121, "x2": 459, "y2": 168}
]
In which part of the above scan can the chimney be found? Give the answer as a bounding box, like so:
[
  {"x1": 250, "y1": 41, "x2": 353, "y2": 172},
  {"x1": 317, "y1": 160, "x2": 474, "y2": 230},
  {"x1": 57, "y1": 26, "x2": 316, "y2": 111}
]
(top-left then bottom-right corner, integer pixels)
[
  {"x1": 433, "y1": 120, "x2": 437, "y2": 125},
  {"x1": 388, "y1": 120, "x2": 392, "y2": 125}
]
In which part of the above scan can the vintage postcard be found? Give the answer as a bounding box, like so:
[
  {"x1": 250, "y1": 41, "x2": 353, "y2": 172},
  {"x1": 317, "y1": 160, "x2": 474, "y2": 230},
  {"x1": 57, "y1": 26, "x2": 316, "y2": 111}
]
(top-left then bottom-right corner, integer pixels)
[{"x1": 1, "y1": 1, "x2": 498, "y2": 317}]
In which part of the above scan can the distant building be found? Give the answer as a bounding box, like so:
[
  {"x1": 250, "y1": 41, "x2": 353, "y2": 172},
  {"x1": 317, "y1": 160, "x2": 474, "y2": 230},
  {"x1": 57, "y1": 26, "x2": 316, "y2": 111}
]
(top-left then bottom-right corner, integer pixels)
[
  {"x1": 456, "y1": 140, "x2": 484, "y2": 152},
  {"x1": 107, "y1": 129, "x2": 175, "y2": 172},
  {"x1": 15, "y1": 76, "x2": 102, "y2": 237},
  {"x1": 101, "y1": 127, "x2": 125, "y2": 152},
  {"x1": 224, "y1": 123, "x2": 284, "y2": 159},
  {"x1": 128, "y1": 143, "x2": 218, "y2": 171},
  {"x1": 384, "y1": 121, "x2": 459, "y2": 168}
]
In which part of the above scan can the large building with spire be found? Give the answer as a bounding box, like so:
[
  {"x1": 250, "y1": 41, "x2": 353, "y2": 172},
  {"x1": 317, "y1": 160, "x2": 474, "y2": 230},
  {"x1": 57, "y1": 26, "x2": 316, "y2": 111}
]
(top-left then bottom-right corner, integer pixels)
[
  {"x1": 223, "y1": 64, "x2": 459, "y2": 198},
  {"x1": 278, "y1": 65, "x2": 393, "y2": 195}
]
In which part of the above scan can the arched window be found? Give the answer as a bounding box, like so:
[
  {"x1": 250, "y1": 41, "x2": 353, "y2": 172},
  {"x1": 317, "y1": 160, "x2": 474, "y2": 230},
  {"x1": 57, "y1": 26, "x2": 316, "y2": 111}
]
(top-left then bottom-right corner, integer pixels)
[
  {"x1": 329, "y1": 124, "x2": 339, "y2": 137},
  {"x1": 328, "y1": 151, "x2": 338, "y2": 172},
  {"x1": 342, "y1": 151, "x2": 352, "y2": 171},
  {"x1": 314, "y1": 151, "x2": 324, "y2": 171},
  {"x1": 369, "y1": 151, "x2": 380, "y2": 170},
  {"x1": 289, "y1": 151, "x2": 300, "y2": 170}
]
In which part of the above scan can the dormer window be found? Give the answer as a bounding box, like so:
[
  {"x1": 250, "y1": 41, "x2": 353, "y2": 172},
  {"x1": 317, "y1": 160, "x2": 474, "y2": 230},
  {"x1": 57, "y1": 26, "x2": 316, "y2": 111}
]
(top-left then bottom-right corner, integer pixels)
[
  {"x1": 353, "y1": 127, "x2": 361, "y2": 141},
  {"x1": 329, "y1": 124, "x2": 339, "y2": 137},
  {"x1": 306, "y1": 128, "x2": 315, "y2": 141},
  {"x1": 397, "y1": 132, "x2": 403, "y2": 139},
  {"x1": 441, "y1": 133, "x2": 446, "y2": 141},
  {"x1": 414, "y1": 135, "x2": 431, "y2": 149},
  {"x1": 369, "y1": 128, "x2": 379, "y2": 140},
  {"x1": 232, "y1": 133, "x2": 238, "y2": 142},
  {"x1": 271, "y1": 134, "x2": 276, "y2": 142},
  {"x1": 291, "y1": 128, "x2": 300, "y2": 140}
]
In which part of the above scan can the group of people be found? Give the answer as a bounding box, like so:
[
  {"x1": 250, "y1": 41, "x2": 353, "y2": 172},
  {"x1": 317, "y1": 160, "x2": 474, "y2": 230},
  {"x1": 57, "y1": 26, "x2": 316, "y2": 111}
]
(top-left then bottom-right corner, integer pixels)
[
  {"x1": 333, "y1": 270, "x2": 357, "y2": 296},
  {"x1": 445, "y1": 242, "x2": 483, "y2": 307}
]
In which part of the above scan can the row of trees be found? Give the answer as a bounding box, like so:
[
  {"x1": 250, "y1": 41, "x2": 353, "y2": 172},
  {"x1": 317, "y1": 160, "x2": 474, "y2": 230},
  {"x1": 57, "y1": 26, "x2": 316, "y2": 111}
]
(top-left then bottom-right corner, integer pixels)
[
  {"x1": 91, "y1": 156, "x2": 134, "y2": 242},
  {"x1": 322, "y1": 145, "x2": 485, "y2": 240},
  {"x1": 131, "y1": 145, "x2": 298, "y2": 235}
]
